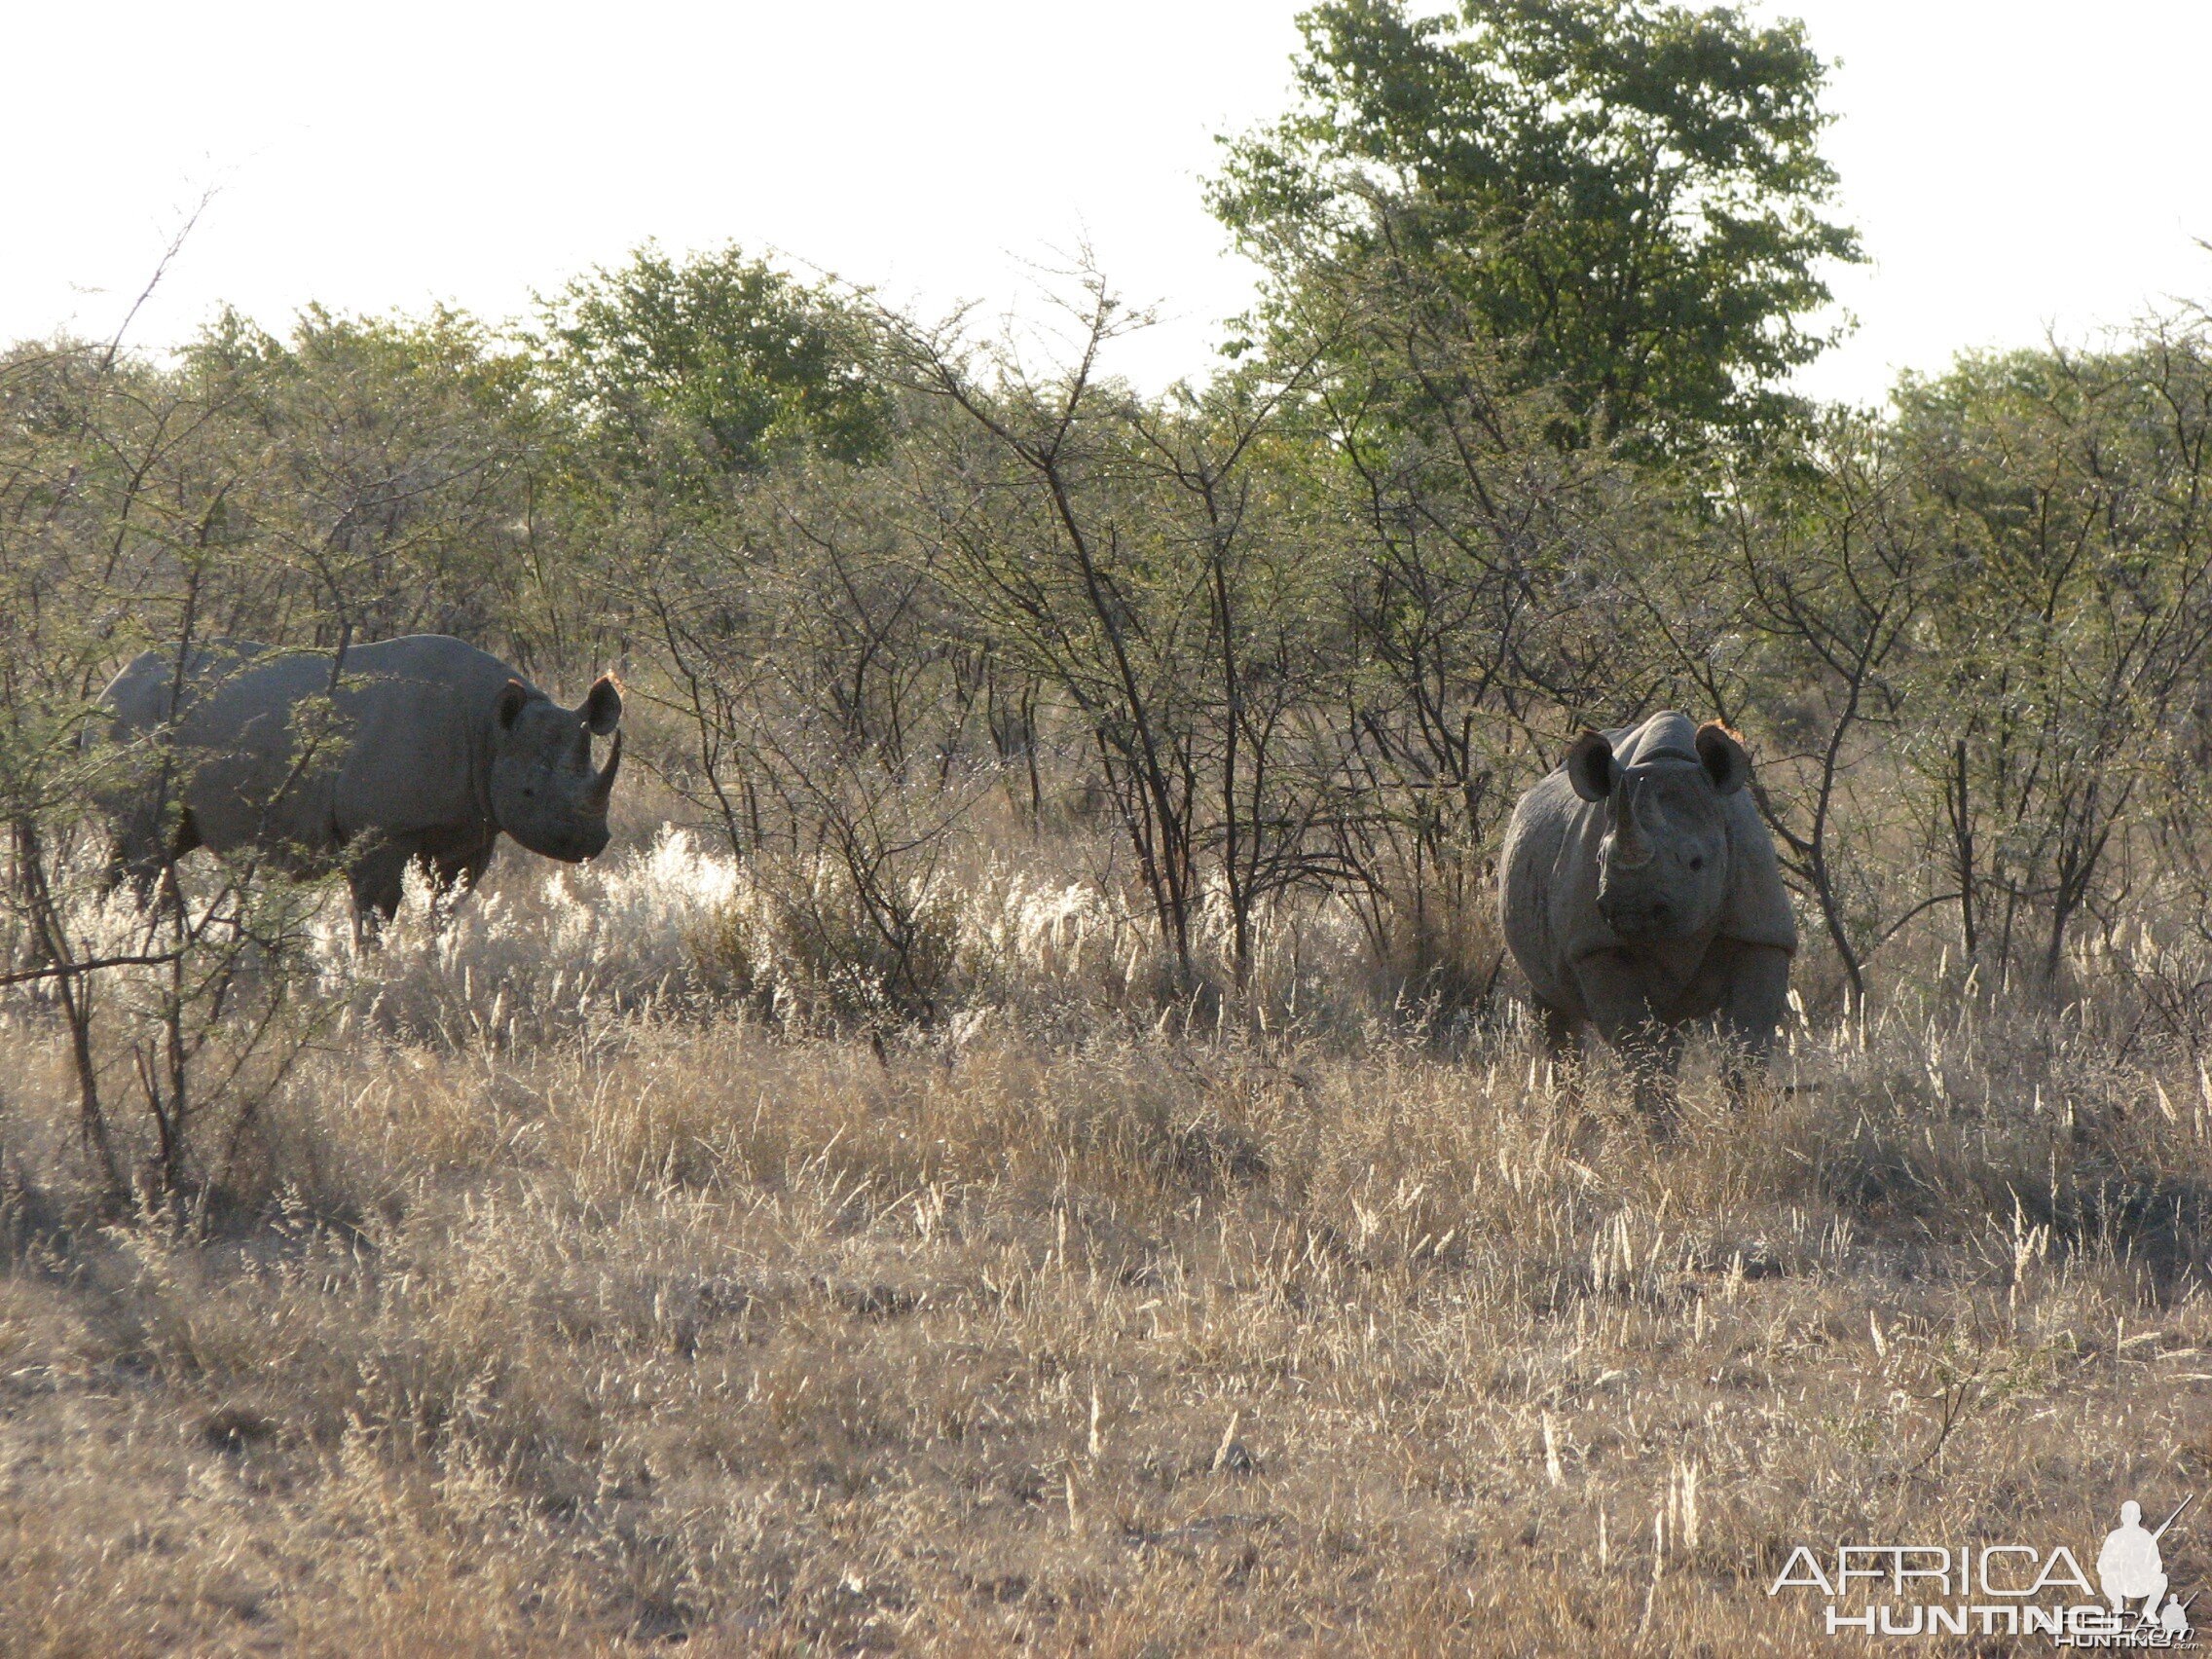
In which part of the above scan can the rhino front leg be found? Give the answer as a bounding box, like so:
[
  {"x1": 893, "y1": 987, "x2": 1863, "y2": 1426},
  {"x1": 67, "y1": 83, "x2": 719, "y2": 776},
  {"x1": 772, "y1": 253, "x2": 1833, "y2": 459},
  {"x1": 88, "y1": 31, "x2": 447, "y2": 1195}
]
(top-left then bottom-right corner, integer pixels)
[
  {"x1": 1536, "y1": 1003, "x2": 1582, "y2": 1068},
  {"x1": 1707, "y1": 946, "x2": 1795, "y2": 1106},
  {"x1": 430, "y1": 837, "x2": 497, "y2": 907},
  {"x1": 346, "y1": 841, "x2": 414, "y2": 928},
  {"x1": 448, "y1": 840, "x2": 497, "y2": 894},
  {"x1": 1569, "y1": 950, "x2": 1682, "y2": 1121},
  {"x1": 1714, "y1": 941, "x2": 1792, "y2": 1087}
]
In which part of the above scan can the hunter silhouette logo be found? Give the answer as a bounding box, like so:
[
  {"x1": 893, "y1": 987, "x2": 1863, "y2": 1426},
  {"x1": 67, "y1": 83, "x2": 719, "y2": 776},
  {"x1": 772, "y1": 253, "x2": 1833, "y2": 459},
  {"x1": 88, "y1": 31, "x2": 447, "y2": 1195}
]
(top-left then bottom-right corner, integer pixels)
[
  {"x1": 2100, "y1": 1500, "x2": 2193, "y2": 1638},
  {"x1": 1768, "y1": 1494, "x2": 2196, "y2": 1643}
]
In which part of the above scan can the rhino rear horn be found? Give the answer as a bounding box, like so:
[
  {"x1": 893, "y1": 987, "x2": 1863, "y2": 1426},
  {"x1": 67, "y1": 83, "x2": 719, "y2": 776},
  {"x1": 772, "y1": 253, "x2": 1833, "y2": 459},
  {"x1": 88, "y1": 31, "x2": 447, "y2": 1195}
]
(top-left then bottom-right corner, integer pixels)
[
  {"x1": 1696, "y1": 720, "x2": 1751, "y2": 795},
  {"x1": 580, "y1": 674, "x2": 622, "y2": 736},
  {"x1": 1566, "y1": 729, "x2": 1615, "y2": 802}
]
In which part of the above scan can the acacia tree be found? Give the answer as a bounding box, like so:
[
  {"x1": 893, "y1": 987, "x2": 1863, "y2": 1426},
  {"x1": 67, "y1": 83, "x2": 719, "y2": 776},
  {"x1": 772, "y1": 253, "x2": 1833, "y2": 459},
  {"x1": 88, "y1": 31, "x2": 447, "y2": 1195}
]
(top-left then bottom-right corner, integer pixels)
[
  {"x1": 1273, "y1": 243, "x2": 1649, "y2": 993},
  {"x1": 1212, "y1": 0, "x2": 1861, "y2": 450},
  {"x1": 1198, "y1": 0, "x2": 1862, "y2": 1009},
  {"x1": 886, "y1": 278, "x2": 1351, "y2": 991},
  {"x1": 1129, "y1": 380, "x2": 1362, "y2": 985},
  {"x1": 540, "y1": 244, "x2": 918, "y2": 817},
  {"x1": 1894, "y1": 340, "x2": 2212, "y2": 986},
  {"x1": 177, "y1": 308, "x2": 563, "y2": 664},
  {"x1": 543, "y1": 247, "x2": 986, "y2": 1024},
  {"x1": 0, "y1": 341, "x2": 329, "y2": 1198}
]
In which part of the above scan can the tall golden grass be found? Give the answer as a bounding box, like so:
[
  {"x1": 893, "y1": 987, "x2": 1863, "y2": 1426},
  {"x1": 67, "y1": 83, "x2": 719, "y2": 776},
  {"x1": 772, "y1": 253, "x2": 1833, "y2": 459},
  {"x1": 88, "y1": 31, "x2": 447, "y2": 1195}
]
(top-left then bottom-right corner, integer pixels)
[{"x1": 4, "y1": 828, "x2": 2211, "y2": 1653}]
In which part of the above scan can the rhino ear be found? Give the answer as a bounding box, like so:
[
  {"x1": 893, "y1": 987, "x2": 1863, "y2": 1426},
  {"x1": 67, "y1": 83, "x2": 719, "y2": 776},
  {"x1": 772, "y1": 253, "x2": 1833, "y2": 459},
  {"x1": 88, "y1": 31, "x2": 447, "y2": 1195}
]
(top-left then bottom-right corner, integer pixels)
[
  {"x1": 1566, "y1": 729, "x2": 1614, "y2": 802},
  {"x1": 1696, "y1": 720, "x2": 1751, "y2": 795},
  {"x1": 580, "y1": 674, "x2": 622, "y2": 736},
  {"x1": 494, "y1": 680, "x2": 529, "y2": 733}
]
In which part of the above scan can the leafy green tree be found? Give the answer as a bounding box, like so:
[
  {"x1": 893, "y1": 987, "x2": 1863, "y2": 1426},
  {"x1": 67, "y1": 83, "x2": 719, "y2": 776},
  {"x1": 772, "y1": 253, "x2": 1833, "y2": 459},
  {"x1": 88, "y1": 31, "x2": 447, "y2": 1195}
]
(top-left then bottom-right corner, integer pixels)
[
  {"x1": 539, "y1": 244, "x2": 891, "y2": 488},
  {"x1": 1888, "y1": 340, "x2": 2212, "y2": 983},
  {"x1": 1213, "y1": 0, "x2": 1861, "y2": 447},
  {"x1": 183, "y1": 306, "x2": 559, "y2": 661}
]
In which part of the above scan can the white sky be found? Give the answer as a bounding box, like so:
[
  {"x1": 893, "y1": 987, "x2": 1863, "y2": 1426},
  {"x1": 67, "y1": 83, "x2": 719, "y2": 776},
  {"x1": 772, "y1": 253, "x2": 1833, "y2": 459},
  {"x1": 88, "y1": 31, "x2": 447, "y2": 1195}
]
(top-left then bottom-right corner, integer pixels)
[{"x1": 7, "y1": 2, "x2": 2209, "y2": 406}]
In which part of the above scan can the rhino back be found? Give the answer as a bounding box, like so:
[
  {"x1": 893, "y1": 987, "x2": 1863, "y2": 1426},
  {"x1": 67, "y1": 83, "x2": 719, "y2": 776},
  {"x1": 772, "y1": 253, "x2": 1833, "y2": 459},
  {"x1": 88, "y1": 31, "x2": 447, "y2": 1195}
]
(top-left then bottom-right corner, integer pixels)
[
  {"x1": 1608, "y1": 711, "x2": 1700, "y2": 764},
  {"x1": 169, "y1": 651, "x2": 348, "y2": 854},
  {"x1": 165, "y1": 636, "x2": 521, "y2": 859},
  {"x1": 101, "y1": 641, "x2": 272, "y2": 739}
]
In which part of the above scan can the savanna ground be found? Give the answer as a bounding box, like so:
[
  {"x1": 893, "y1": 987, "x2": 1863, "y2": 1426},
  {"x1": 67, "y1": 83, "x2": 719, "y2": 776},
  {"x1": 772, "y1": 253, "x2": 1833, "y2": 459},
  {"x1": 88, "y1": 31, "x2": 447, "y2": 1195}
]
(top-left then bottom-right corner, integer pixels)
[{"x1": 5, "y1": 795, "x2": 2211, "y2": 1658}]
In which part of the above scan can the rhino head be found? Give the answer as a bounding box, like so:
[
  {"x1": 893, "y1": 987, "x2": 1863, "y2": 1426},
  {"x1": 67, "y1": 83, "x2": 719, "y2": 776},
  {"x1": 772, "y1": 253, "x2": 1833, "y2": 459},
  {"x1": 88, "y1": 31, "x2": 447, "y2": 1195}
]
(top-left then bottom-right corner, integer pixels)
[
  {"x1": 487, "y1": 674, "x2": 623, "y2": 862},
  {"x1": 1566, "y1": 719, "x2": 1750, "y2": 944}
]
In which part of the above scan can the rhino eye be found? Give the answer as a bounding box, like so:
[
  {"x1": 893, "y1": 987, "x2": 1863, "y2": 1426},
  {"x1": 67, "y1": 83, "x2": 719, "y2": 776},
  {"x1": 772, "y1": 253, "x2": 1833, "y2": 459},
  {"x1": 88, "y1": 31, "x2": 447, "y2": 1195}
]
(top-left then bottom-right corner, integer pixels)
[{"x1": 1688, "y1": 856, "x2": 1705, "y2": 871}]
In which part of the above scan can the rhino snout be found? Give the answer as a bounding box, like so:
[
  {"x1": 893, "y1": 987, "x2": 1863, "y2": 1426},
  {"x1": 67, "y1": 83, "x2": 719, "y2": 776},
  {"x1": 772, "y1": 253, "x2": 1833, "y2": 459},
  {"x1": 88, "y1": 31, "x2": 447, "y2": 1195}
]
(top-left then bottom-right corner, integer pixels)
[
  {"x1": 530, "y1": 817, "x2": 611, "y2": 865},
  {"x1": 1600, "y1": 891, "x2": 1676, "y2": 940}
]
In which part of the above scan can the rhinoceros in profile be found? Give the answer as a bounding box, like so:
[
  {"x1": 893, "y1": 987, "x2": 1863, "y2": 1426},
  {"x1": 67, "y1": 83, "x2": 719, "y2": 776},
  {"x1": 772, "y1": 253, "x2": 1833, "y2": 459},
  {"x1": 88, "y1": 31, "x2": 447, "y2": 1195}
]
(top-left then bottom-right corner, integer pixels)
[
  {"x1": 98, "y1": 634, "x2": 623, "y2": 918},
  {"x1": 1499, "y1": 712, "x2": 1795, "y2": 1083}
]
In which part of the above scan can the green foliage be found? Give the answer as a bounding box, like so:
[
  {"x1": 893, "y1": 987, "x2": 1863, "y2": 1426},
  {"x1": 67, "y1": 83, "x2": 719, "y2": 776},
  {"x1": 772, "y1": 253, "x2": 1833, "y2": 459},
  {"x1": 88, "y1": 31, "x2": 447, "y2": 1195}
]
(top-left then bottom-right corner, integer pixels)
[
  {"x1": 1886, "y1": 343, "x2": 2212, "y2": 975},
  {"x1": 0, "y1": 338, "x2": 349, "y2": 1197},
  {"x1": 1213, "y1": 0, "x2": 1861, "y2": 447},
  {"x1": 181, "y1": 306, "x2": 561, "y2": 658},
  {"x1": 538, "y1": 244, "x2": 892, "y2": 489}
]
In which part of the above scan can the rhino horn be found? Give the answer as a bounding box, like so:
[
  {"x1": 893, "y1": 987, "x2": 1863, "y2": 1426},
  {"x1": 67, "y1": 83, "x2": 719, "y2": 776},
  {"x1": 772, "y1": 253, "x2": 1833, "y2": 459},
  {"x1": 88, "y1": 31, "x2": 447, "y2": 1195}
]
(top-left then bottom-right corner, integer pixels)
[
  {"x1": 1611, "y1": 777, "x2": 1656, "y2": 867},
  {"x1": 587, "y1": 729, "x2": 622, "y2": 813}
]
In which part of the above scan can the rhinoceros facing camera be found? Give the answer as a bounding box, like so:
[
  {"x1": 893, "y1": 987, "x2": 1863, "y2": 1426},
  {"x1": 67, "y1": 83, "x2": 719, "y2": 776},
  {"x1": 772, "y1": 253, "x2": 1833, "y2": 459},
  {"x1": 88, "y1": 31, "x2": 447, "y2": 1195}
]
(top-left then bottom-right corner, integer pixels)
[{"x1": 1498, "y1": 712, "x2": 1796, "y2": 1097}]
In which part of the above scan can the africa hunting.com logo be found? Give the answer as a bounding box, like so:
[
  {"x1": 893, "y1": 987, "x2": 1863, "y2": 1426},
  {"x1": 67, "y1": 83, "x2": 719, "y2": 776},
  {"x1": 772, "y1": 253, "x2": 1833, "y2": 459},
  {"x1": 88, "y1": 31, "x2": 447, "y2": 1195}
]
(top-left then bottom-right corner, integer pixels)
[{"x1": 1769, "y1": 1497, "x2": 2195, "y2": 1645}]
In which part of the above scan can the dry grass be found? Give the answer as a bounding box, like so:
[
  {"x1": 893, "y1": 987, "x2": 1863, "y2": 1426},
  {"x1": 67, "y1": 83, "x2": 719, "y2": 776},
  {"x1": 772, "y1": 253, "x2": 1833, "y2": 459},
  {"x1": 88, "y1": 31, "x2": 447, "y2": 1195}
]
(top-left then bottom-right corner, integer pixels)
[{"x1": 5, "y1": 835, "x2": 2212, "y2": 1653}]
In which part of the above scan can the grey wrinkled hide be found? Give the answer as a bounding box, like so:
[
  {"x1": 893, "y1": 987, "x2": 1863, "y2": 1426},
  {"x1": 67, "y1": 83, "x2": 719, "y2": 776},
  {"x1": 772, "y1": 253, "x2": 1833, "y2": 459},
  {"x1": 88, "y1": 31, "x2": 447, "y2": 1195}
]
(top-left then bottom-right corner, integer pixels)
[
  {"x1": 1499, "y1": 712, "x2": 1795, "y2": 1077},
  {"x1": 98, "y1": 634, "x2": 622, "y2": 919}
]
